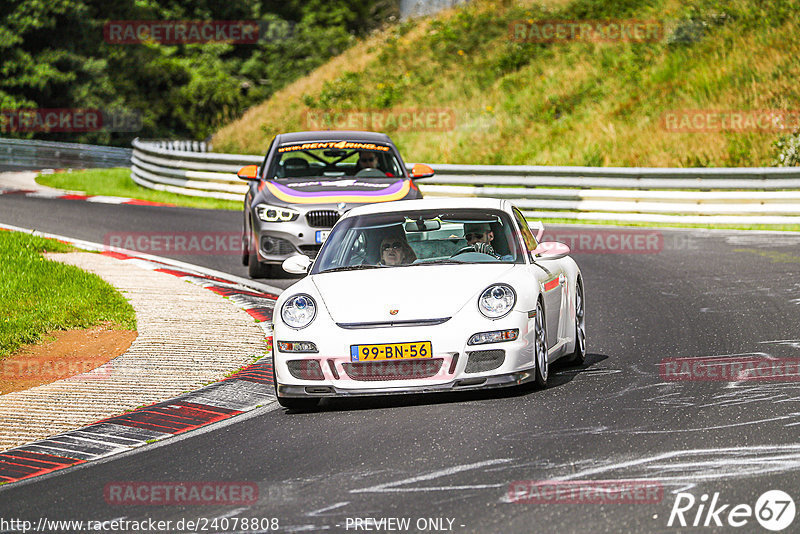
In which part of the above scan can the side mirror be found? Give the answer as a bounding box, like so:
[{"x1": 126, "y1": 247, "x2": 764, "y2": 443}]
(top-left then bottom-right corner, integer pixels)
[
  {"x1": 237, "y1": 165, "x2": 259, "y2": 181},
  {"x1": 532, "y1": 241, "x2": 570, "y2": 261},
  {"x1": 282, "y1": 254, "x2": 312, "y2": 274},
  {"x1": 410, "y1": 163, "x2": 434, "y2": 179}
]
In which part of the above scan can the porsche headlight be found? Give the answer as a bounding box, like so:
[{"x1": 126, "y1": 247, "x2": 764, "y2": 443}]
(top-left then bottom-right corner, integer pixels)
[
  {"x1": 281, "y1": 294, "x2": 317, "y2": 329},
  {"x1": 478, "y1": 284, "x2": 516, "y2": 319},
  {"x1": 256, "y1": 205, "x2": 299, "y2": 222}
]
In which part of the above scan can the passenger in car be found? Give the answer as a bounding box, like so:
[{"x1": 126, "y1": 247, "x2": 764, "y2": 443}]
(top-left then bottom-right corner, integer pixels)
[{"x1": 379, "y1": 233, "x2": 417, "y2": 266}]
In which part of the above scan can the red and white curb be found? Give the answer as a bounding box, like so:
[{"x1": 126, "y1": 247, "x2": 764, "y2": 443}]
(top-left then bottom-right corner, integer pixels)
[
  {"x1": 0, "y1": 224, "x2": 283, "y2": 485},
  {"x1": 0, "y1": 187, "x2": 173, "y2": 207}
]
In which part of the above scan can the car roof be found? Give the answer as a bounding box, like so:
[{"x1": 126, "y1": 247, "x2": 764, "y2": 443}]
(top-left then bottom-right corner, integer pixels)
[
  {"x1": 342, "y1": 198, "x2": 511, "y2": 218},
  {"x1": 275, "y1": 131, "x2": 393, "y2": 144}
]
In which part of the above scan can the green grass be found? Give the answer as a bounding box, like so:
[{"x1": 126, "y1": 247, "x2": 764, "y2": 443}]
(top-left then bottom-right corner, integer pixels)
[
  {"x1": 529, "y1": 217, "x2": 800, "y2": 232},
  {"x1": 215, "y1": 0, "x2": 800, "y2": 168},
  {"x1": 36, "y1": 168, "x2": 241, "y2": 211},
  {"x1": 0, "y1": 231, "x2": 137, "y2": 360}
]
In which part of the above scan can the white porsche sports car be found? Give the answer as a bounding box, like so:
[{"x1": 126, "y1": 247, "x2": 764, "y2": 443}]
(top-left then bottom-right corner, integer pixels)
[{"x1": 272, "y1": 198, "x2": 585, "y2": 409}]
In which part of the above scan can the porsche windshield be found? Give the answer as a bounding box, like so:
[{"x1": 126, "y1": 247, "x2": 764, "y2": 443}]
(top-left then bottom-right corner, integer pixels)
[
  {"x1": 313, "y1": 209, "x2": 525, "y2": 274},
  {"x1": 267, "y1": 142, "x2": 405, "y2": 179}
]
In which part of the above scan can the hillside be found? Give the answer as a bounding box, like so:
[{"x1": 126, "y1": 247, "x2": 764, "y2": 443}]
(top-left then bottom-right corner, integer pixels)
[{"x1": 213, "y1": 0, "x2": 800, "y2": 167}]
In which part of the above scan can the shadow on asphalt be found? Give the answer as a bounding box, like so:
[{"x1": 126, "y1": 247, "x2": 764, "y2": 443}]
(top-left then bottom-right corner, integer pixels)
[{"x1": 278, "y1": 352, "x2": 609, "y2": 414}]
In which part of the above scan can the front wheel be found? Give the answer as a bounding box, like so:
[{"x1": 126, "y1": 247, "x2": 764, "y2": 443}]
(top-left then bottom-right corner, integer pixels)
[
  {"x1": 533, "y1": 300, "x2": 548, "y2": 387},
  {"x1": 248, "y1": 251, "x2": 275, "y2": 278},
  {"x1": 247, "y1": 224, "x2": 276, "y2": 278}
]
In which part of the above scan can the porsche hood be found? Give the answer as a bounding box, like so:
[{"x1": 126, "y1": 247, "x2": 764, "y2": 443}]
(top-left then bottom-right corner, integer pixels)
[{"x1": 311, "y1": 264, "x2": 517, "y2": 323}]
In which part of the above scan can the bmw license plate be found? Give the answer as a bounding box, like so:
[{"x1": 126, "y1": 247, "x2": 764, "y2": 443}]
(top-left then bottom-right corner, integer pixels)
[
  {"x1": 350, "y1": 341, "x2": 432, "y2": 362},
  {"x1": 315, "y1": 230, "x2": 330, "y2": 244}
]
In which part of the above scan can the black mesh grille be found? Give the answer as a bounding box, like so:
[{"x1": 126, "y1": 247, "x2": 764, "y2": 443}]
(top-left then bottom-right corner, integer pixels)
[
  {"x1": 287, "y1": 360, "x2": 324, "y2": 380},
  {"x1": 261, "y1": 236, "x2": 295, "y2": 255},
  {"x1": 465, "y1": 350, "x2": 505, "y2": 373},
  {"x1": 299, "y1": 245, "x2": 322, "y2": 258},
  {"x1": 306, "y1": 210, "x2": 340, "y2": 228},
  {"x1": 343, "y1": 359, "x2": 443, "y2": 381}
]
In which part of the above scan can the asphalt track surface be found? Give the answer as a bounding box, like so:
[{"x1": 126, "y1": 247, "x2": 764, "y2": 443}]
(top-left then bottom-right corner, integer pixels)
[{"x1": 2, "y1": 194, "x2": 800, "y2": 533}]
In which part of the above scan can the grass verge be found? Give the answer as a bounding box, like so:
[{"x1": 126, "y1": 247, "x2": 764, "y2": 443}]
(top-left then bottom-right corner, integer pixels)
[
  {"x1": 529, "y1": 217, "x2": 800, "y2": 232},
  {"x1": 0, "y1": 231, "x2": 137, "y2": 360},
  {"x1": 36, "y1": 168, "x2": 241, "y2": 211},
  {"x1": 214, "y1": 0, "x2": 800, "y2": 168}
]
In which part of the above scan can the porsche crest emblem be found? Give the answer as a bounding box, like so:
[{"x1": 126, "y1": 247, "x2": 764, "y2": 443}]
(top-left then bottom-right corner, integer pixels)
[{"x1": 389, "y1": 309, "x2": 399, "y2": 315}]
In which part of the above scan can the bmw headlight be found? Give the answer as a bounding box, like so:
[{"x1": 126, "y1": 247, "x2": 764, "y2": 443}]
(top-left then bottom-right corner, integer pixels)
[
  {"x1": 281, "y1": 294, "x2": 317, "y2": 329},
  {"x1": 256, "y1": 205, "x2": 299, "y2": 222},
  {"x1": 478, "y1": 284, "x2": 516, "y2": 319}
]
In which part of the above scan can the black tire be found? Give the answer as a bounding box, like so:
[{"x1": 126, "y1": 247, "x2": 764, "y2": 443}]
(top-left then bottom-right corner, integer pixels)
[
  {"x1": 565, "y1": 281, "x2": 586, "y2": 365},
  {"x1": 248, "y1": 251, "x2": 275, "y2": 278},
  {"x1": 242, "y1": 209, "x2": 252, "y2": 266},
  {"x1": 241, "y1": 234, "x2": 249, "y2": 266},
  {"x1": 247, "y1": 223, "x2": 275, "y2": 278},
  {"x1": 533, "y1": 300, "x2": 548, "y2": 388}
]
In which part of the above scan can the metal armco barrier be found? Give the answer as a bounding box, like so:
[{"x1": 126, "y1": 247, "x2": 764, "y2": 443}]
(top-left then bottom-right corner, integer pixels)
[
  {"x1": 131, "y1": 138, "x2": 800, "y2": 224},
  {"x1": 0, "y1": 138, "x2": 132, "y2": 171}
]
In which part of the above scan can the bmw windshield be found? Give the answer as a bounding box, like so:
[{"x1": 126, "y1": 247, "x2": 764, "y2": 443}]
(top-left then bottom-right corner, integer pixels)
[{"x1": 266, "y1": 141, "x2": 405, "y2": 179}]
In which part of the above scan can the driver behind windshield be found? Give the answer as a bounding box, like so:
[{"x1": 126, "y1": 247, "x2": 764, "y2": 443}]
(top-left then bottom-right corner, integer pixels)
[
  {"x1": 464, "y1": 222, "x2": 500, "y2": 257},
  {"x1": 355, "y1": 150, "x2": 396, "y2": 176},
  {"x1": 356, "y1": 150, "x2": 380, "y2": 171}
]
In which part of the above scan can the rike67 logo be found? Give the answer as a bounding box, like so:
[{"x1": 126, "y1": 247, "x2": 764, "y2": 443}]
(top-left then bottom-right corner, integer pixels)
[{"x1": 668, "y1": 490, "x2": 795, "y2": 531}]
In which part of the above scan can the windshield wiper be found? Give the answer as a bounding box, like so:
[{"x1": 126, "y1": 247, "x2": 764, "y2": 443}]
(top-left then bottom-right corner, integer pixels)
[
  {"x1": 320, "y1": 264, "x2": 385, "y2": 273},
  {"x1": 419, "y1": 259, "x2": 469, "y2": 265}
]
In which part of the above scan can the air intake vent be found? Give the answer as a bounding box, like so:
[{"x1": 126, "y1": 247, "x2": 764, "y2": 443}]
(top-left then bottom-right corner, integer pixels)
[
  {"x1": 299, "y1": 245, "x2": 322, "y2": 258},
  {"x1": 343, "y1": 359, "x2": 443, "y2": 381},
  {"x1": 287, "y1": 360, "x2": 324, "y2": 380},
  {"x1": 465, "y1": 350, "x2": 505, "y2": 373},
  {"x1": 261, "y1": 236, "x2": 295, "y2": 255},
  {"x1": 306, "y1": 210, "x2": 339, "y2": 228}
]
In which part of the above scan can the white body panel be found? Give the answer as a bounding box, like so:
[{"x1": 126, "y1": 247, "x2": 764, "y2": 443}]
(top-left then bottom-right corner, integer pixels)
[{"x1": 272, "y1": 198, "x2": 583, "y2": 399}]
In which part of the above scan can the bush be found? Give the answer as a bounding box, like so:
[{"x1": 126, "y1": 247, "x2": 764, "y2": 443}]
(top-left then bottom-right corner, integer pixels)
[{"x1": 773, "y1": 132, "x2": 800, "y2": 167}]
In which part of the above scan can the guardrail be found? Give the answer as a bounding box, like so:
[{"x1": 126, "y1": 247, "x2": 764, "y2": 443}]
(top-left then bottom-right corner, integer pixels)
[
  {"x1": 131, "y1": 138, "x2": 800, "y2": 224},
  {"x1": 0, "y1": 138, "x2": 132, "y2": 171}
]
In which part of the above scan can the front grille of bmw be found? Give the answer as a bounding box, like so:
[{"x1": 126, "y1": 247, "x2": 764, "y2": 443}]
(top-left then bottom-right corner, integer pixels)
[
  {"x1": 299, "y1": 245, "x2": 321, "y2": 258},
  {"x1": 306, "y1": 210, "x2": 340, "y2": 228},
  {"x1": 343, "y1": 359, "x2": 444, "y2": 381}
]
